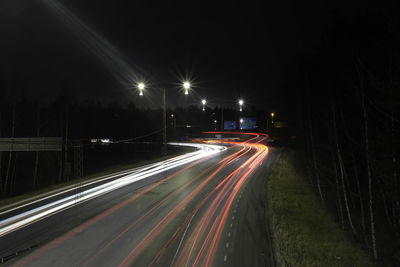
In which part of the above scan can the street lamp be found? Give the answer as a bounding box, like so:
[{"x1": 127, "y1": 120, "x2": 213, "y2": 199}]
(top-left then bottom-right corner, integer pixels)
[
  {"x1": 240, "y1": 118, "x2": 244, "y2": 130},
  {"x1": 136, "y1": 81, "x2": 191, "y2": 155},
  {"x1": 137, "y1": 82, "x2": 145, "y2": 96},
  {"x1": 201, "y1": 99, "x2": 207, "y2": 111},
  {"x1": 183, "y1": 81, "x2": 191, "y2": 95},
  {"x1": 238, "y1": 99, "x2": 244, "y2": 112},
  {"x1": 271, "y1": 112, "x2": 275, "y2": 124}
]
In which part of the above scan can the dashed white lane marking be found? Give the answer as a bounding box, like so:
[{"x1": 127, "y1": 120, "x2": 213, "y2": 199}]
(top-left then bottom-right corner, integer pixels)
[
  {"x1": 226, "y1": 242, "x2": 230, "y2": 248},
  {"x1": 230, "y1": 223, "x2": 233, "y2": 227},
  {"x1": 224, "y1": 255, "x2": 227, "y2": 262},
  {"x1": 228, "y1": 232, "x2": 231, "y2": 237},
  {"x1": 232, "y1": 215, "x2": 235, "y2": 220}
]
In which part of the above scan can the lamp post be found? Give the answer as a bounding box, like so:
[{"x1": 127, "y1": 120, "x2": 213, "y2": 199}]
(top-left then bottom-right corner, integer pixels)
[
  {"x1": 183, "y1": 81, "x2": 190, "y2": 95},
  {"x1": 137, "y1": 82, "x2": 145, "y2": 96},
  {"x1": 201, "y1": 99, "x2": 207, "y2": 111},
  {"x1": 136, "y1": 81, "x2": 190, "y2": 155},
  {"x1": 240, "y1": 118, "x2": 244, "y2": 130},
  {"x1": 238, "y1": 99, "x2": 244, "y2": 112}
]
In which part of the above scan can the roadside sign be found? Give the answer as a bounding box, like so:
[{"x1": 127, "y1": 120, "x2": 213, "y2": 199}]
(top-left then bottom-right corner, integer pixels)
[{"x1": 0, "y1": 137, "x2": 62, "y2": 151}]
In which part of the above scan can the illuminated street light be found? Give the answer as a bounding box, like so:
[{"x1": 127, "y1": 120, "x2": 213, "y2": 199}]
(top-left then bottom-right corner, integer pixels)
[
  {"x1": 183, "y1": 81, "x2": 191, "y2": 95},
  {"x1": 271, "y1": 112, "x2": 275, "y2": 124},
  {"x1": 201, "y1": 99, "x2": 207, "y2": 111},
  {"x1": 137, "y1": 82, "x2": 145, "y2": 96},
  {"x1": 238, "y1": 99, "x2": 244, "y2": 112}
]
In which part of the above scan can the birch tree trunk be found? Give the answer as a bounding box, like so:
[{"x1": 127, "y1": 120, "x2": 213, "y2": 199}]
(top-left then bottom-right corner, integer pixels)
[
  {"x1": 308, "y1": 106, "x2": 324, "y2": 203},
  {"x1": 333, "y1": 107, "x2": 357, "y2": 236},
  {"x1": 334, "y1": 159, "x2": 345, "y2": 229},
  {"x1": 361, "y1": 85, "x2": 378, "y2": 259},
  {"x1": 391, "y1": 112, "x2": 399, "y2": 231},
  {"x1": 352, "y1": 151, "x2": 367, "y2": 242}
]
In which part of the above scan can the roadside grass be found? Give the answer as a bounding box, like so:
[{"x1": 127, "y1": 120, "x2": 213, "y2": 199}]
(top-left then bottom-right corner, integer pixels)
[
  {"x1": 267, "y1": 150, "x2": 374, "y2": 267},
  {"x1": 0, "y1": 146, "x2": 195, "y2": 210}
]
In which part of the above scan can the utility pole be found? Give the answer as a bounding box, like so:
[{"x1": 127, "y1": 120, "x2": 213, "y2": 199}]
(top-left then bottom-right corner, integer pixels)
[
  {"x1": 162, "y1": 88, "x2": 167, "y2": 156},
  {"x1": 220, "y1": 108, "x2": 224, "y2": 131}
]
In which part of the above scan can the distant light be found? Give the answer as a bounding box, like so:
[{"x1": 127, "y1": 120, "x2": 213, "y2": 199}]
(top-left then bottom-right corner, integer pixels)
[
  {"x1": 271, "y1": 112, "x2": 275, "y2": 117},
  {"x1": 101, "y1": 139, "x2": 110, "y2": 143},
  {"x1": 171, "y1": 114, "x2": 174, "y2": 118},
  {"x1": 186, "y1": 125, "x2": 192, "y2": 128},
  {"x1": 240, "y1": 118, "x2": 244, "y2": 123},
  {"x1": 202, "y1": 99, "x2": 206, "y2": 105},
  {"x1": 214, "y1": 120, "x2": 217, "y2": 123},
  {"x1": 238, "y1": 99, "x2": 244, "y2": 106}
]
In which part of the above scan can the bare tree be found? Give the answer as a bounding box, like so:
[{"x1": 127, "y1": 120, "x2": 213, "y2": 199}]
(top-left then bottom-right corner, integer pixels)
[
  {"x1": 352, "y1": 151, "x2": 367, "y2": 244},
  {"x1": 333, "y1": 158, "x2": 345, "y2": 229},
  {"x1": 308, "y1": 105, "x2": 324, "y2": 203},
  {"x1": 333, "y1": 106, "x2": 357, "y2": 236},
  {"x1": 361, "y1": 80, "x2": 378, "y2": 259}
]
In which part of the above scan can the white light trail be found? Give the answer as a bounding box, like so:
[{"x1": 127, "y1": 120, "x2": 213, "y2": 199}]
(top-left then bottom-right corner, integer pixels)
[{"x1": 0, "y1": 143, "x2": 226, "y2": 237}]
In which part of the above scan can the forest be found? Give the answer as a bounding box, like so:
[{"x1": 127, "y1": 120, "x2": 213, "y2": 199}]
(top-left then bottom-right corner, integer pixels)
[{"x1": 296, "y1": 11, "x2": 400, "y2": 264}]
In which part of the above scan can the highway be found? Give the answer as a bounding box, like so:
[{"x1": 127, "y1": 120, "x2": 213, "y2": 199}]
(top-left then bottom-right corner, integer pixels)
[{"x1": 0, "y1": 133, "x2": 276, "y2": 266}]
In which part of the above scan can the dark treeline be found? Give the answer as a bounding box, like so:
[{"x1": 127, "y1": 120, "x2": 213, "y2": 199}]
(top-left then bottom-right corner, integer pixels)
[
  {"x1": 0, "y1": 84, "x2": 266, "y2": 198},
  {"x1": 293, "y1": 10, "x2": 400, "y2": 265}
]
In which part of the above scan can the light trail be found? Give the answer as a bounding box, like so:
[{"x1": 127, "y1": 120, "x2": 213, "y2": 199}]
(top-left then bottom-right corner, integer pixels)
[
  {"x1": 117, "y1": 145, "x2": 253, "y2": 267},
  {"x1": 0, "y1": 143, "x2": 226, "y2": 238},
  {"x1": 173, "y1": 142, "x2": 268, "y2": 267},
  {"x1": 8, "y1": 133, "x2": 269, "y2": 266},
  {"x1": 118, "y1": 135, "x2": 269, "y2": 267}
]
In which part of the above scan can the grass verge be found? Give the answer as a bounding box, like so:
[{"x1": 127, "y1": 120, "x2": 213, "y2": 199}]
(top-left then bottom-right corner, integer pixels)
[
  {"x1": 0, "y1": 146, "x2": 195, "y2": 210},
  {"x1": 267, "y1": 150, "x2": 373, "y2": 267}
]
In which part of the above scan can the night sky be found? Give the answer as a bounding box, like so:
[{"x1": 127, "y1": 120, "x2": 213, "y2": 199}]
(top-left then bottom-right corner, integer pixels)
[{"x1": 0, "y1": 0, "x2": 374, "y2": 109}]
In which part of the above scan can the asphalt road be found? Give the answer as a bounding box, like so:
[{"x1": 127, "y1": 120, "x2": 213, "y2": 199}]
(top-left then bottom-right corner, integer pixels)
[{"x1": 0, "y1": 138, "x2": 277, "y2": 267}]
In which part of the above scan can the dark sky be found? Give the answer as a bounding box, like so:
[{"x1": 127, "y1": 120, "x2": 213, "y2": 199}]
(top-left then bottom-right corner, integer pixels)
[{"x1": 0, "y1": 0, "x2": 372, "y2": 109}]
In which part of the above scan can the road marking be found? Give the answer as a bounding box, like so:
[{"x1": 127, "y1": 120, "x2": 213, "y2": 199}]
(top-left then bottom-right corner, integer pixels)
[
  {"x1": 226, "y1": 242, "x2": 230, "y2": 248},
  {"x1": 228, "y1": 232, "x2": 231, "y2": 237},
  {"x1": 230, "y1": 223, "x2": 233, "y2": 227},
  {"x1": 232, "y1": 215, "x2": 235, "y2": 220},
  {"x1": 224, "y1": 255, "x2": 227, "y2": 262}
]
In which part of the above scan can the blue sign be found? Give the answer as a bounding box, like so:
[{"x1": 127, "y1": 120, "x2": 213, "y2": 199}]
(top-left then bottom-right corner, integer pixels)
[
  {"x1": 224, "y1": 121, "x2": 237, "y2": 130},
  {"x1": 240, "y1": 117, "x2": 257, "y2": 129}
]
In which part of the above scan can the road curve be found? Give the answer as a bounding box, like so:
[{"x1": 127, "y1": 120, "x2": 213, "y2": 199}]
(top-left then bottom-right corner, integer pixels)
[{"x1": 0, "y1": 133, "x2": 275, "y2": 266}]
